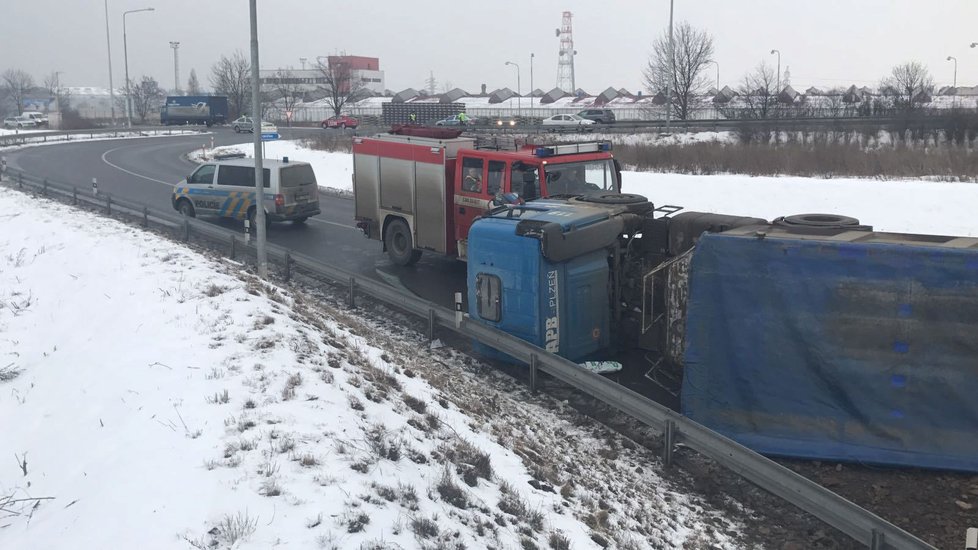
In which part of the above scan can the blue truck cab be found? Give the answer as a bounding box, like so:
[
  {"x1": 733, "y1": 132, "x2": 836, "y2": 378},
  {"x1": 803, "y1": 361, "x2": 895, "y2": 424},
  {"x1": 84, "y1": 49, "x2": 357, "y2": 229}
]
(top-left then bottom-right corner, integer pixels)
[{"x1": 467, "y1": 199, "x2": 629, "y2": 361}]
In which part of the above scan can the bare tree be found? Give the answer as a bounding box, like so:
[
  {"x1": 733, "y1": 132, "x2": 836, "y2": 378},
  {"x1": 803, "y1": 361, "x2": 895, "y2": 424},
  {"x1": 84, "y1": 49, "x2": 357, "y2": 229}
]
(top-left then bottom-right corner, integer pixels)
[
  {"x1": 210, "y1": 51, "x2": 251, "y2": 118},
  {"x1": 186, "y1": 69, "x2": 201, "y2": 95},
  {"x1": 128, "y1": 76, "x2": 166, "y2": 123},
  {"x1": 882, "y1": 61, "x2": 934, "y2": 113},
  {"x1": 643, "y1": 21, "x2": 714, "y2": 121},
  {"x1": 2, "y1": 69, "x2": 35, "y2": 115},
  {"x1": 316, "y1": 57, "x2": 367, "y2": 117},
  {"x1": 269, "y1": 69, "x2": 305, "y2": 125},
  {"x1": 738, "y1": 61, "x2": 778, "y2": 119}
]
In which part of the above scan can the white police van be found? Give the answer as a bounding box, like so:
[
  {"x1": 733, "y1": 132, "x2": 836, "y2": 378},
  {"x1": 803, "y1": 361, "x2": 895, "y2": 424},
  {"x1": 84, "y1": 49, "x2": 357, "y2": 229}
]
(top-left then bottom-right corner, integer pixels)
[{"x1": 172, "y1": 158, "x2": 321, "y2": 228}]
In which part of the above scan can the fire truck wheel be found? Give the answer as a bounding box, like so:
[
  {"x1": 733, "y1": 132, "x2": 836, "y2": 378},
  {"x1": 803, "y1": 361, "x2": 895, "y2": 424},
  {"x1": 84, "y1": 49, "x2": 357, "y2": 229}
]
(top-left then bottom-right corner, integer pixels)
[{"x1": 385, "y1": 218, "x2": 422, "y2": 266}]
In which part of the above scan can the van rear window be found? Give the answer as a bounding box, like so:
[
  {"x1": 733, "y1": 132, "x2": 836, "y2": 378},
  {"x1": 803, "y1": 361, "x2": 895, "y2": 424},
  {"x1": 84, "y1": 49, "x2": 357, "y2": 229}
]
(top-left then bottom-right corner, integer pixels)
[
  {"x1": 280, "y1": 164, "x2": 316, "y2": 188},
  {"x1": 217, "y1": 165, "x2": 270, "y2": 188}
]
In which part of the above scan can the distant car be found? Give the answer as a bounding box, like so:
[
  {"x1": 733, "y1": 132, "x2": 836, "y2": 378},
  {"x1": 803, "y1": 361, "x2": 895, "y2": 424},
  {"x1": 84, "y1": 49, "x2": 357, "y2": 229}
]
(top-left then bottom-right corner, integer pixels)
[
  {"x1": 321, "y1": 115, "x2": 359, "y2": 130},
  {"x1": 231, "y1": 116, "x2": 277, "y2": 134},
  {"x1": 542, "y1": 114, "x2": 596, "y2": 128},
  {"x1": 3, "y1": 116, "x2": 37, "y2": 129},
  {"x1": 494, "y1": 116, "x2": 518, "y2": 127},
  {"x1": 22, "y1": 111, "x2": 49, "y2": 127},
  {"x1": 435, "y1": 114, "x2": 476, "y2": 126},
  {"x1": 577, "y1": 109, "x2": 616, "y2": 124}
]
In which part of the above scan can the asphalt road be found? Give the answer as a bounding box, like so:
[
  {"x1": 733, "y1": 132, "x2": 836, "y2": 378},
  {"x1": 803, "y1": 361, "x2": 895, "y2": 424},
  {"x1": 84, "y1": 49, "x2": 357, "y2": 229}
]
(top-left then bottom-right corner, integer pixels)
[{"x1": 5, "y1": 128, "x2": 467, "y2": 309}]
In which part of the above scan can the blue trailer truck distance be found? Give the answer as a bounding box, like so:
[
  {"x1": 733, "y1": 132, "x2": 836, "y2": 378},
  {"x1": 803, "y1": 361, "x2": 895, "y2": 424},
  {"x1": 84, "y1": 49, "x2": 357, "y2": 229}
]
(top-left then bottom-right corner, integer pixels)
[{"x1": 160, "y1": 95, "x2": 228, "y2": 126}]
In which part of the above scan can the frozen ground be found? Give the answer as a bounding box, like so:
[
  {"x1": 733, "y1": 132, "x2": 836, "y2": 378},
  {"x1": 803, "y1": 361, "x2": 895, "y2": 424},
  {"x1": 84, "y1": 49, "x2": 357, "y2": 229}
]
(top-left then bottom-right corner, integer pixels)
[
  {"x1": 0, "y1": 190, "x2": 750, "y2": 549},
  {"x1": 208, "y1": 139, "x2": 978, "y2": 237}
]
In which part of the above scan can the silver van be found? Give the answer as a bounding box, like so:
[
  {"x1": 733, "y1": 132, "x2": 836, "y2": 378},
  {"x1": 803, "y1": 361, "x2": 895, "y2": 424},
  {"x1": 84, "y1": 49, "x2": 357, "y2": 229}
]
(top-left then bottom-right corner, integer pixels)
[{"x1": 172, "y1": 158, "x2": 321, "y2": 228}]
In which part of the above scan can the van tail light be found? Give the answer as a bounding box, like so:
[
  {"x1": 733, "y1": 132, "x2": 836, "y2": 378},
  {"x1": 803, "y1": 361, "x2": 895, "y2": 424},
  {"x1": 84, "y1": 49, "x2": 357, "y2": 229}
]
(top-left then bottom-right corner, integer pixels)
[{"x1": 274, "y1": 194, "x2": 285, "y2": 207}]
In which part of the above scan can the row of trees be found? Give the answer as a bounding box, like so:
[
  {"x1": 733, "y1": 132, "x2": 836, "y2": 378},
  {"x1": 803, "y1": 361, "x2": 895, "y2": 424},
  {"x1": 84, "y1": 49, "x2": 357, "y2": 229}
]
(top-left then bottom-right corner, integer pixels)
[{"x1": 643, "y1": 22, "x2": 938, "y2": 120}]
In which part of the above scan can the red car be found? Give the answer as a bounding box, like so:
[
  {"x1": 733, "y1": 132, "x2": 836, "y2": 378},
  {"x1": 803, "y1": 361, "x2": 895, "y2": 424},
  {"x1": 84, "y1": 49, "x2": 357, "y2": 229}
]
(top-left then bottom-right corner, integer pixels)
[{"x1": 321, "y1": 115, "x2": 359, "y2": 130}]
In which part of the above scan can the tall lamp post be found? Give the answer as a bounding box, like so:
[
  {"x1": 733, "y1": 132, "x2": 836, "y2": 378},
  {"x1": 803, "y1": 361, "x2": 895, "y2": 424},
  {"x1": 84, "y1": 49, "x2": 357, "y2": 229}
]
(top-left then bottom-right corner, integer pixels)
[
  {"x1": 664, "y1": 0, "x2": 674, "y2": 134},
  {"x1": 530, "y1": 53, "x2": 535, "y2": 112},
  {"x1": 104, "y1": 0, "x2": 116, "y2": 125},
  {"x1": 706, "y1": 60, "x2": 719, "y2": 92},
  {"x1": 170, "y1": 41, "x2": 181, "y2": 95},
  {"x1": 505, "y1": 61, "x2": 521, "y2": 117},
  {"x1": 947, "y1": 55, "x2": 958, "y2": 89},
  {"x1": 770, "y1": 49, "x2": 781, "y2": 96},
  {"x1": 123, "y1": 7, "x2": 155, "y2": 128}
]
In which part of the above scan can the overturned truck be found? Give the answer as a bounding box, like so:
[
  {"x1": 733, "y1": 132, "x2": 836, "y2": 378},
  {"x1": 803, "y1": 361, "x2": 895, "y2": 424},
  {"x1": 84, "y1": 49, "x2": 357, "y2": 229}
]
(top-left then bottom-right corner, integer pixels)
[{"x1": 465, "y1": 195, "x2": 978, "y2": 472}]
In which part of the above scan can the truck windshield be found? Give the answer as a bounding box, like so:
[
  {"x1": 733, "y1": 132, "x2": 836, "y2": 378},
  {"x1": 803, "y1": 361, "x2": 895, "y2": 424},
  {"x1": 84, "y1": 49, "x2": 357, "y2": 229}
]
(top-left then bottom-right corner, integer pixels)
[{"x1": 543, "y1": 159, "x2": 619, "y2": 195}]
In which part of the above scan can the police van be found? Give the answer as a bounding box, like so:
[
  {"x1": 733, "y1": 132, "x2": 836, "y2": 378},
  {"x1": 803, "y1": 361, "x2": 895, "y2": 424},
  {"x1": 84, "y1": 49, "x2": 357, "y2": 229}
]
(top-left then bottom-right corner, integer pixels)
[{"x1": 172, "y1": 158, "x2": 321, "y2": 228}]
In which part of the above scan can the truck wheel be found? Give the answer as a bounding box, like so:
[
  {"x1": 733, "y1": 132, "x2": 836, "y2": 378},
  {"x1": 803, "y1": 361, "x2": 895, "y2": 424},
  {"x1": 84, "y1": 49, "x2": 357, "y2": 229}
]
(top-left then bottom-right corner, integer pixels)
[
  {"x1": 775, "y1": 213, "x2": 862, "y2": 228},
  {"x1": 385, "y1": 219, "x2": 421, "y2": 266},
  {"x1": 177, "y1": 199, "x2": 196, "y2": 218}
]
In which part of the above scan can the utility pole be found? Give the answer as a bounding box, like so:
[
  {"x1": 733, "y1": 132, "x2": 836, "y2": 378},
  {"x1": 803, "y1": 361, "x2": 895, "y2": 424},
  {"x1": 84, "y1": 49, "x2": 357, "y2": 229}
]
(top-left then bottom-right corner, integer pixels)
[
  {"x1": 104, "y1": 0, "x2": 116, "y2": 125},
  {"x1": 249, "y1": 0, "x2": 268, "y2": 279},
  {"x1": 664, "y1": 0, "x2": 674, "y2": 134},
  {"x1": 170, "y1": 41, "x2": 181, "y2": 95}
]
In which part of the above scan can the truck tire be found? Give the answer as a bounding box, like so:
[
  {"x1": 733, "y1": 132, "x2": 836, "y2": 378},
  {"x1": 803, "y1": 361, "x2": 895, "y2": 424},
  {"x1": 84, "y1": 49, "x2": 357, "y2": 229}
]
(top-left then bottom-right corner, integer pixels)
[
  {"x1": 385, "y1": 218, "x2": 422, "y2": 266},
  {"x1": 774, "y1": 213, "x2": 862, "y2": 228},
  {"x1": 577, "y1": 193, "x2": 648, "y2": 205}
]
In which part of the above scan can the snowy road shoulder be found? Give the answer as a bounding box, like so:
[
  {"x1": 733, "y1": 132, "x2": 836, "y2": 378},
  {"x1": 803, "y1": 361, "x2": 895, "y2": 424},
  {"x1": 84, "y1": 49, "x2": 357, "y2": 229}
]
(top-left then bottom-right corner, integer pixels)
[{"x1": 0, "y1": 189, "x2": 748, "y2": 549}]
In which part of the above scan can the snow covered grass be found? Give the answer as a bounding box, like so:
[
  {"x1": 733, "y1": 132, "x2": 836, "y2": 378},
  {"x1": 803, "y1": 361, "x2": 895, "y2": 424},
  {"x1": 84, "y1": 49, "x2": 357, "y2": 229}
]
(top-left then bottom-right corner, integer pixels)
[
  {"x1": 0, "y1": 189, "x2": 750, "y2": 549},
  {"x1": 203, "y1": 138, "x2": 978, "y2": 238}
]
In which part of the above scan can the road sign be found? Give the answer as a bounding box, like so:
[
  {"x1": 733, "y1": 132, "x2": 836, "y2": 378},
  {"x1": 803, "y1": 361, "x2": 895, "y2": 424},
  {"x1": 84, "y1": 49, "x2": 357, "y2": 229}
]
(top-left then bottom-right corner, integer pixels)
[{"x1": 261, "y1": 132, "x2": 279, "y2": 141}]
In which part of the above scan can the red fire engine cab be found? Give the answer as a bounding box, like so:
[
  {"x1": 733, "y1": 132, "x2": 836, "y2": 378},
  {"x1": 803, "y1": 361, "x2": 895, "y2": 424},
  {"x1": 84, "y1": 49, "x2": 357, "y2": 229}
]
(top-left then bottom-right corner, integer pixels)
[{"x1": 353, "y1": 127, "x2": 623, "y2": 265}]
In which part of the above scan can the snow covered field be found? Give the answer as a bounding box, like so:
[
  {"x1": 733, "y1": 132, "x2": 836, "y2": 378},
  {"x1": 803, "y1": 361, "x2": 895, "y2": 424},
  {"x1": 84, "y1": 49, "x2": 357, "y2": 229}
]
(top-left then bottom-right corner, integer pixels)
[
  {"x1": 210, "y1": 139, "x2": 978, "y2": 237},
  {"x1": 0, "y1": 190, "x2": 749, "y2": 549}
]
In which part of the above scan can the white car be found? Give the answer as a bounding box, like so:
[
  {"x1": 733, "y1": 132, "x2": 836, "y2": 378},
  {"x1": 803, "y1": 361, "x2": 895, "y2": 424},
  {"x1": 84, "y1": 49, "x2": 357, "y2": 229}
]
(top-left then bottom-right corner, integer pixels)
[
  {"x1": 3, "y1": 116, "x2": 37, "y2": 129},
  {"x1": 542, "y1": 114, "x2": 597, "y2": 128},
  {"x1": 231, "y1": 116, "x2": 278, "y2": 134}
]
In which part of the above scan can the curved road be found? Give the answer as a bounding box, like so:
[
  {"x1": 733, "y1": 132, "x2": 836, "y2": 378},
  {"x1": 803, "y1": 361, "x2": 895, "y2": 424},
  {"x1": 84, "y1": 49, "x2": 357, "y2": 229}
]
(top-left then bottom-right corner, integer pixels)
[{"x1": 5, "y1": 128, "x2": 466, "y2": 309}]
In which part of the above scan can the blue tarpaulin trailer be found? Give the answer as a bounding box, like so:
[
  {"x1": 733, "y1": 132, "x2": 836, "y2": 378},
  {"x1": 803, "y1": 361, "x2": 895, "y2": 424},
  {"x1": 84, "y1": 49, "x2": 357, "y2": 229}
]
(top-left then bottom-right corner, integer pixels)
[{"x1": 682, "y1": 229, "x2": 978, "y2": 472}]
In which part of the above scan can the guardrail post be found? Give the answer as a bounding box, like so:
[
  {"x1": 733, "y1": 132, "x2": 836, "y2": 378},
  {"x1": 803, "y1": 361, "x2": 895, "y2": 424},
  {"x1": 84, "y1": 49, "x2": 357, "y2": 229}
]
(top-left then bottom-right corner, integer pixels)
[
  {"x1": 17, "y1": 172, "x2": 22, "y2": 189},
  {"x1": 72, "y1": 186, "x2": 77, "y2": 205},
  {"x1": 42, "y1": 178, "x2": 48, "y2": 195},
  {"x1": 283, "y1": 252, "x2": 292, "y2": 282},
  {"x1": 106, "y1": 195, "x2": 112, "y2": 215},
  {"x1": 142, "y1": 206, "x2": 148, "y2": 227},
  {"x1": 183, "y1": 219, "x2": 190, "y2": 242},
  {"x1": 871, "y1": 529, "x2": 884, "y2": 550},
  {"x1": 662, "y1": 419, "x2": 676, "y2": 468},
  {"x1": 229, "y1": 235, "x2": 236, "y2": 259},
  {"x1": 348, "y1": 277, "x2": 356, "y2": 308},
  {"x1": 427, "y1": 309, "x2": 436, "y2": 342},
  {"x1": 529, "y1": 353, "x2": 539, "y2": 394},
  {"x1": 966, "y1": 527, "x2": 977, "y2": 550}
]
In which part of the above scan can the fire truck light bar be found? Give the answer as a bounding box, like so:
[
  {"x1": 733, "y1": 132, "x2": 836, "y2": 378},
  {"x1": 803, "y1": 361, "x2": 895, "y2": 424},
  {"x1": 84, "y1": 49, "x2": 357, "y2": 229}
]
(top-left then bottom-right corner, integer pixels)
[{"x1": 533, "y1": 142, "x2": 612, "y2": 157}]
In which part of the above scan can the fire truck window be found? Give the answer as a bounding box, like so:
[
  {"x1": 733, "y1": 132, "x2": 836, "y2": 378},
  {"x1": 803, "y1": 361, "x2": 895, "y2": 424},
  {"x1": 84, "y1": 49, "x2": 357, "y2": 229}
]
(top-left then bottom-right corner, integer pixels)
[
  {"x1": 461, "y1": 157, "x2": 484, "y2": 194},
  {"x1": 513, "y1": 164, "x2": 539, "y2": 200},
  {"x1": 476, "y1": 273, "x2": 501, "y2": 322},
  {"x1": 487, "y1": 160, "x2": 505, "y2": 195}
]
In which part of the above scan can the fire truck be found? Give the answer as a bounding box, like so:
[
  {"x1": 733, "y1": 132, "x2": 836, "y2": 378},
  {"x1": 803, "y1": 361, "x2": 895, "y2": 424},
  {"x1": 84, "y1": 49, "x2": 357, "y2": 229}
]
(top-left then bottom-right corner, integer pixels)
[{"x1": 352, "y1": 127, "x2": 623, "y2": 265}]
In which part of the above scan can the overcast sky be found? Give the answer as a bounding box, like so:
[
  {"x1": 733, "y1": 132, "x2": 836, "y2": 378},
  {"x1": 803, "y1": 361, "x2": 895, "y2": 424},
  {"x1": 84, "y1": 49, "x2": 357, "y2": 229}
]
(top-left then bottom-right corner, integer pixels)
[{"x1": 4, "y1": 0, "x2": 978, "y2": 94}]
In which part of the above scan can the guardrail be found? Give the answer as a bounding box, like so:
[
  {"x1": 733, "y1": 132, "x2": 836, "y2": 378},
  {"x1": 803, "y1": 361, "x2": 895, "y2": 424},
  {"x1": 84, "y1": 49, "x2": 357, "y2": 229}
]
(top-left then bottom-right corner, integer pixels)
[{"x1": 0, "y1": 164, "x2": 937, "y2": 550}]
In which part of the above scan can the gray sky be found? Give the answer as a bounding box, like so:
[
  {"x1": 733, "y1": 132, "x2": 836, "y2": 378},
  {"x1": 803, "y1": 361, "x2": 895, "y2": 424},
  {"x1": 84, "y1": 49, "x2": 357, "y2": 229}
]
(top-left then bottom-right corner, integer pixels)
[{"x1": 4, "y1": 0, "x2": 978, "y2": 93}]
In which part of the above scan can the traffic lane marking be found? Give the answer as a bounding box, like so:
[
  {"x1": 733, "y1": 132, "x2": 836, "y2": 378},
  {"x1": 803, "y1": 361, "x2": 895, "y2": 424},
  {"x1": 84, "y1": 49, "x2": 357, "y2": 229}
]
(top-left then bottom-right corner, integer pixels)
[{"x1": 101, "y1": 144, "x2": 180, "y2": 187}]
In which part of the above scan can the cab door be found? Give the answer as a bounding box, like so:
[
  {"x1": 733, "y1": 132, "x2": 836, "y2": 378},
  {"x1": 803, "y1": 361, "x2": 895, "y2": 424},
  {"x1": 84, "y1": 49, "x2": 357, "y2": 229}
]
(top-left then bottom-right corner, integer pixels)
[
  {"x1": 187, "y1": 164, "x2": 219, "y2": 215},
  {"x1": 454, "y1": 156, "x2": 489, "y2": 244}
]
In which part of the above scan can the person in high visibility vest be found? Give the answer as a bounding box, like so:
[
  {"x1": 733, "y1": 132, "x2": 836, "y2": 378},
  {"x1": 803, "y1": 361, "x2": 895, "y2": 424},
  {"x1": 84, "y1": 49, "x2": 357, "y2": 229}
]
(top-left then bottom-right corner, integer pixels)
[
  {"x1": 408, "y1": 112, "x2": 417, "y2": 124},
  {"x1": 458, "y1": 112, "x2": 468, "y2": 125}
]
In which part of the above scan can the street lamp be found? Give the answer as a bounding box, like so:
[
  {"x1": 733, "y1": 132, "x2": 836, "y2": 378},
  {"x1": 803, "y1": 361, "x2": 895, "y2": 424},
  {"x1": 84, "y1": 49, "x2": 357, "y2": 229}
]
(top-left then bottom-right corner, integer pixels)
[
  {"x1": 123, "y1": 7, "x2": 155, "y2": 128},
  {"x1": 770, "y1": 49, "x2": 781, "y2": 95},
  {"x1": 947, "y1": 56, "x2": 958, "y2": 89},
  {"x1": 104, "y1": 0, "x2": 116, "y2": 125},
  {"x1": 170, "y1": 41, "x2": 181, "y2": 95},
  {"x1": 504, "y1": 61, "x2": 521, "y2": 117}
]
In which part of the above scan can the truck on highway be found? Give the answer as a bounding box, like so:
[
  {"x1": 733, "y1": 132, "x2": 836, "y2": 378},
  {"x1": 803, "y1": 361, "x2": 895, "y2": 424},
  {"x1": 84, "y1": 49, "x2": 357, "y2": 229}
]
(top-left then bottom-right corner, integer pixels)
[
  {"x1": 160, "y1": 95, "x2": 228, "y2": 127},
  {"x1": 465, "y1": 196, "x2": 978, "y2": 472},
  {"x1": 352, "y1": 126, "x2": 622, "y2": 266}
]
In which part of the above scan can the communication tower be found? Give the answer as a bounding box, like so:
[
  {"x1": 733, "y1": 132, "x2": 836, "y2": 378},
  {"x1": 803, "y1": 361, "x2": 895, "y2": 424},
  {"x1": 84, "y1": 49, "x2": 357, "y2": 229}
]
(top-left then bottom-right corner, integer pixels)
[{"x1": 555, "y1": 11, "x2": 576, "y2": 94}]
